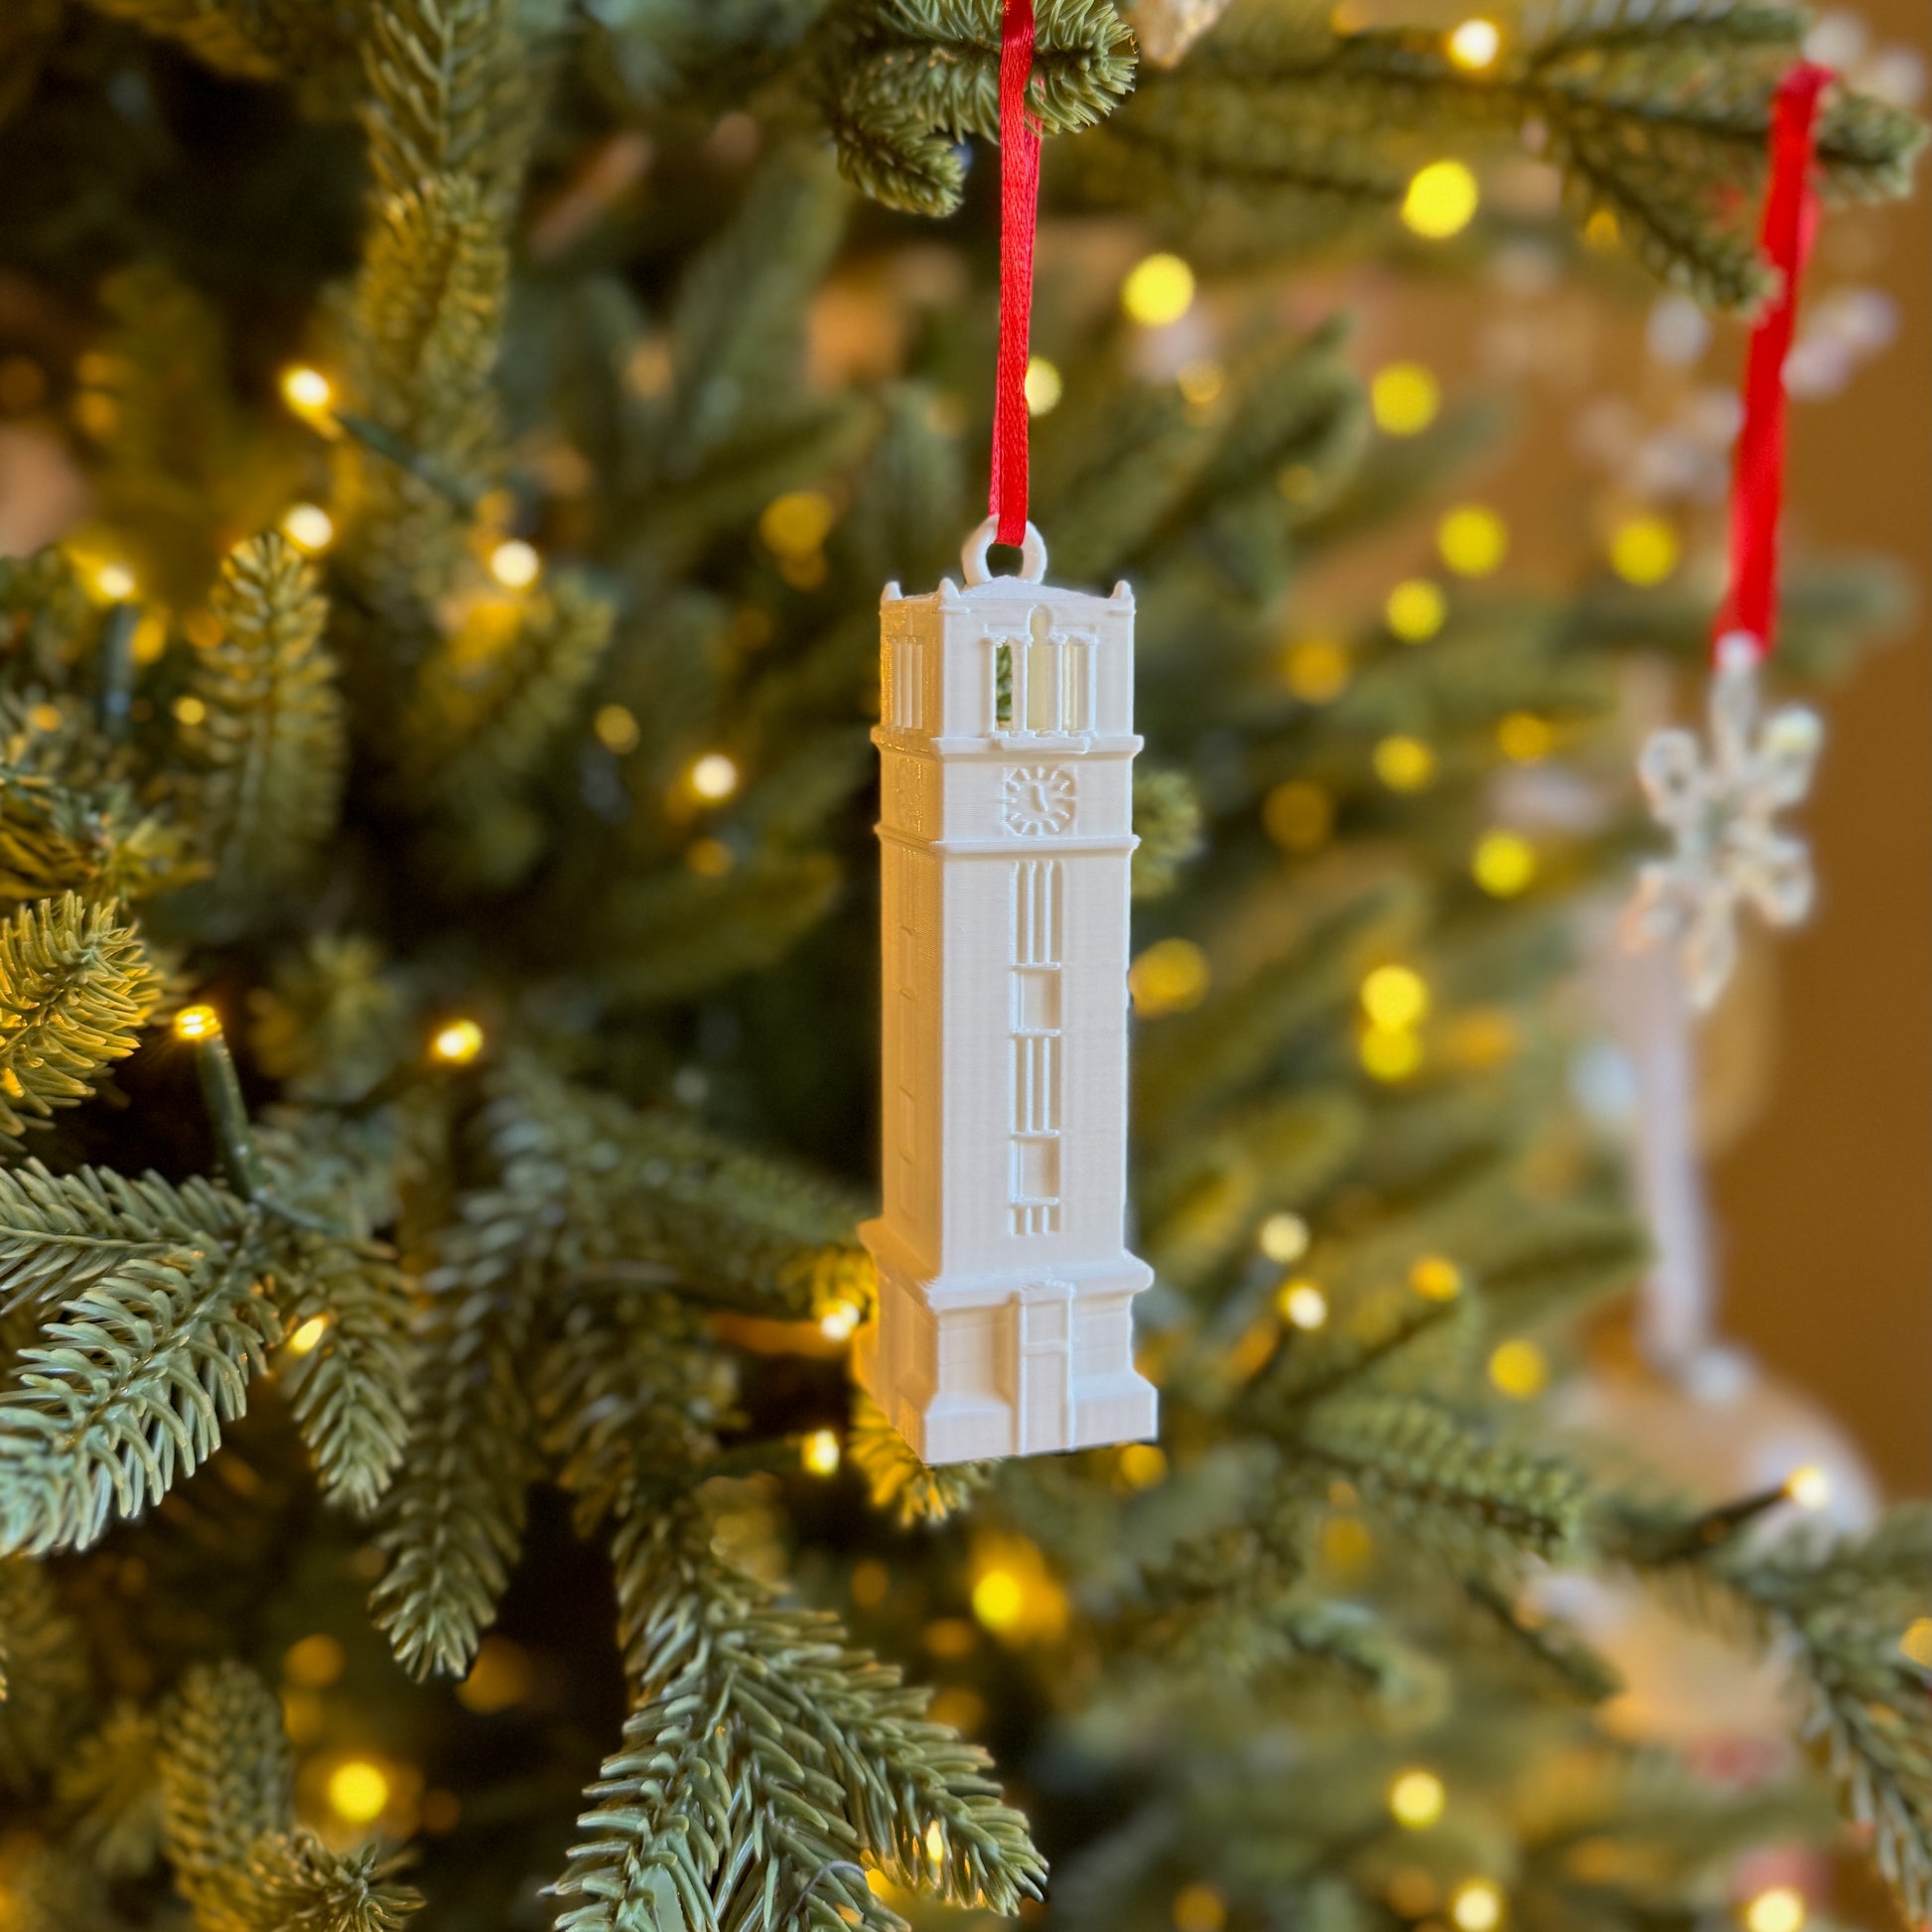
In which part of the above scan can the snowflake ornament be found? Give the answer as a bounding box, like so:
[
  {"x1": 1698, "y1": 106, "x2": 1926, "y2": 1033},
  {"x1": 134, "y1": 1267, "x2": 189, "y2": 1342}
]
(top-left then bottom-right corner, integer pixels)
[{"x1": 1622, "y1": 632, "x2": 1823, "y2": 1010}]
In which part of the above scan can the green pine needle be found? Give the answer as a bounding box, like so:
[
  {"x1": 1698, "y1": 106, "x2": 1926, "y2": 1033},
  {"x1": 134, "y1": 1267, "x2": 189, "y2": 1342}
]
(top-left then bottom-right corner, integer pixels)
[
  {"x1": 555, "y1": 1505, "x2": 1046, "y2": 1932},
  {"x1": 190, "y1": 534, "x2": 345, "y2": 897},
  {"x1": 0, "y1": 893, "x2": 163, "y2": 1142},
  {"x1": 0, "y1": 1172, "x2": 267, "y2": 1557}
]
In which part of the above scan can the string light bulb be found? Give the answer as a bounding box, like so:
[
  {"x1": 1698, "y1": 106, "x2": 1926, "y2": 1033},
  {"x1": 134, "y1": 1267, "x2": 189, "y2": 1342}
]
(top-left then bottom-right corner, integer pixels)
[
  {"x1": 281, "y1": 365, "x2": 334, "y2": 416},
  {"x1": 92, "y1": 561, "x2": 137, "y2": 602},
  {"x1": 971, "y1": 1567, "x2": 1026, "y2": 1632},
  {"x1": 280, "y1": 503, "x2": 335, "y2": 554},
  {"x1": 1121, "y1": 252, "x2": 1196, "y2": 326},
  {"x1": 1439, "y1": 503, "x2": 1508, "y2": 576},
  {"x1": 1283, "y1": 638, "x2": 1350, "y2": 703},
  {"x1": 1402, "y1": 161, "x2": 1479, "y2": 239},
  {"x1": 1488, "y1": 1337, "x2": 1549, "y2": 1397},
  {"x1": 1128, "y1": 938, "x2": 1210, "y2": 1017},
  {"x1": 818, "y1": 1301, "x2": 861, "y2": 1342},
  {"x1": 488, "y1": 539, "x2": 541, "y2": 590},
  {"x1": 688, "y1": 752, "x2": 741, "y2": 802},
  {"x1": 327, "y1": 1759, "x2": 391, "y2": 1825},
  {"x1": 1386, "y1": 578, "x2": 1448, "y2": 641},
  {"x1": 1360, "y1": 1028, "x2": 1424, "y2": 1081},
  {"x1": 1257, "y1": 1211, "x2": 1311, "y2": 1264},
  {"x1": 431, "y1": 1019, "x2": 485, "y2": 1066},
  {"x1": 286, "y1": 1315, "x2": 330, "y2": 1356},
  {"x1": 175, "y1": 1004, "x2": 222, "y2": 1041},
  {"x1": 1743, "y1": 1887, "x2": 1807, "y2": 1932},
  {"x1": 1370, "y1": 362, "x2": 1441, "y2": 436},
  {"x1": 1279, "y1": 1281, "x2": 1328, "y2": 1330},
  {"x1": 800, "y1": 1429, "x2": 842, "y2": 1475},
  {"x1": 594, "y1": 704, "x2": 640, "y2": 755},
  {"x1": 1609, "y1": 514, "x2": 1680, "y2": 585},
  {"x1": 1361, "y1": 965, "x2": 1430, "y2": 1030},
  {"x1": 1784, "y1": 1463, "x2": 1831, "y2": 1511},
  {"x1": 1450, "y1": 1879, "x2": 1505, "y2": 1931},
  {"x1": 1388, "y1": 1768, "x2": 1447, "y2": 1829},
  {"x1": 1472, "y1": 829, "x2": 1537, "y2": 897},
  {"x1": 1374, "y1": 735, "x2": 1438, "y2": 792},
  {"x1": 1410, "y1": 1255, "x2": 1463, "y2": 1302},
  {"x1": 1448, "y1": 18, "x2": 1502, "y2": 69},
  {"x1": 1024, "y1": 355, "x2": 1063, "y2": 415}
]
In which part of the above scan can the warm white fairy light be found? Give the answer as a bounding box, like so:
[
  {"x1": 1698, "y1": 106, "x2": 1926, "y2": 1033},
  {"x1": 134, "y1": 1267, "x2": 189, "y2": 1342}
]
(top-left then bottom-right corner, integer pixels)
[{"x1": 488, "y1": 539, "x2": 541, "y2": 590}]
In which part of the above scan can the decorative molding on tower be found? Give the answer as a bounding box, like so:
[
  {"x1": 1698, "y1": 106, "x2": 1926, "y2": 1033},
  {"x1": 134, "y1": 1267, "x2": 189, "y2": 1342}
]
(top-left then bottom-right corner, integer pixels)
[{"x1": 858, "y1": 521, "x2": 1159, "y2": 1464}]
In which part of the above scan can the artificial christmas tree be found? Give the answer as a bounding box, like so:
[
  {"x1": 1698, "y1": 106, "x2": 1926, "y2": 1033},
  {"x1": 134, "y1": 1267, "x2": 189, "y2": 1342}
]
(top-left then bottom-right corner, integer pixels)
[{"x1": 0, "y1": 4, "x2": 1925, "y2": 1932}]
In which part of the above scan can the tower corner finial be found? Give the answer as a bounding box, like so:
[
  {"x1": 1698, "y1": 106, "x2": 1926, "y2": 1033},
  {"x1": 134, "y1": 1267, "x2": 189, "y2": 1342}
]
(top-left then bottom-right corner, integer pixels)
[{"x1": 881, "y1": 581, "x2": 901, "y2": 606}]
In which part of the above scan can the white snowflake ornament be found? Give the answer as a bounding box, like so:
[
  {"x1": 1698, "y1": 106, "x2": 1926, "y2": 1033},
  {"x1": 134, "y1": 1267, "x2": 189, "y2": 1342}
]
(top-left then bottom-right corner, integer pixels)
[{"x1": 1621, "y1": 633, "x2": 1823, "y2": 1011}]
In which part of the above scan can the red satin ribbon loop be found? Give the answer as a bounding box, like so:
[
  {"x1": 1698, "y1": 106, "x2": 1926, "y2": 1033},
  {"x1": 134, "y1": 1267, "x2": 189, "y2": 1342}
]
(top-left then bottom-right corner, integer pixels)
[
  {"x1": 1718, "y1": 61, "x2": 1832, "y2": 663},
  {"x1": 991, "y1": 0, "x2": 1041, "y2": 548}
]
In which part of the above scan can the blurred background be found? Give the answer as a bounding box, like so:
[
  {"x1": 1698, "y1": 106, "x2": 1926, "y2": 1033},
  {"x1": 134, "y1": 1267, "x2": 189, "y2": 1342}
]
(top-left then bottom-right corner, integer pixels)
[{"x1": 1711, "y1": 0, "x2": 1931, "y2": 1501}]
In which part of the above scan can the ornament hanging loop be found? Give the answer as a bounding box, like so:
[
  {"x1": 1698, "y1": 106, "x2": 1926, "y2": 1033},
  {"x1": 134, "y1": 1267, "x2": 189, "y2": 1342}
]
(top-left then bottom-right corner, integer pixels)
[{"x1": 962, "y1": 515, "x2": 1048, "y2": 586}]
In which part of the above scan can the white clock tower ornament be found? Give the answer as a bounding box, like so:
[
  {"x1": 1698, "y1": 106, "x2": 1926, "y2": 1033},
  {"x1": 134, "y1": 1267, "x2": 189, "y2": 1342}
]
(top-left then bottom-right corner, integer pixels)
[{"x1": 857, "y1": 518, "x2": 1160, "y2": 1463}]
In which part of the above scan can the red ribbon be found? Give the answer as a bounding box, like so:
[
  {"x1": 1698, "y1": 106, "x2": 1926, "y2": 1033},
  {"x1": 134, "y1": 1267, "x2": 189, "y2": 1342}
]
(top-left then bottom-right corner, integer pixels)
[
  {"x1": 991, "y1": 0, "x2": 1041, "y2": 547},
  {"x1": 1717, "y1": 62, "x2": 1832, "y2": 662}
]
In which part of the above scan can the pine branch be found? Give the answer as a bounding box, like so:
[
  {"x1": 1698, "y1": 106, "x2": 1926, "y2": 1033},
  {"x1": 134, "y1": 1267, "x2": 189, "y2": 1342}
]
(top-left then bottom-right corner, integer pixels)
[
  {"x1": 362, "y1": 0, "x2": 531, "y2": 218},
  {"x1": 248, "y1": 935, "x2": 413, "y2": 1106},
  {"x1": 339, "y1": 173, "x2": 509, "y2": 635},
  {"x1": 0, "y1": 1164, "x2": 247, "y2": 1316},
  {"x1": 368, "y1": 1073, "x2": 575, "y2": 1677},
  {"x1": 161, "y1": 1661, "x2": 294, "y2": 1931},
  {"x1": 189, "y1": 534, "x2": 345, "y2": 897},
  {"x1": 273, "y1": 1234, "x2": 418, "y2": 1516},
  {"x1": 0, "y1": 1556, "x2": 90, "y2": 1793},
  {"x1": 534, "y1": 1284, "x2": 732, "y2": 1533},
  {"x1": 1298, "y1": 1393, "x2": 1588, "y2": 1563},
  {"x1": 56, "y1": 1703, "x2": 167, "y2": 1878},
  {"x1": 848, "y1": 1393, "x2": 993, "y2": 1527},
  {"x1": 1728, "y1": 1509, "x2": 1932, "y2": 1924},
  {"x1": 80, "y1": 266, "x2": 293, "y2": 596},
  {"x1": 487, "y1": 1057, "x2": 870, "y2": 1317},
  {"x1": 818, "y1": 0, "x2": 1137, "y2": 215},
  {"x1": 243, "y1": 1838, "x2": 422, "y2": 1932},
  {"x1": 555, "y1": 1505, "x2": 1046, "y2": 1932},
  {"x1": 405, "y1": 572, "x2": 616, "y2": 882},
  {"x1": 659, "y1": 149, "x2": 851, "y2": 473},
  {"x1": 0, "y1": 1174, "x2": 269, "y2": 1557},
  {"x1": 0, "y1": 690, "x2": 200, "y2": 908},
  {"x1": 0, "y1": 893, "x2": 163, "y2": 1142},
  {"x1": 162, "y1": 1662, "x2": 423, "y2": 1932},
  {"x1": 1071, "y1": 0, "x2": 1924, "y2": 302}
]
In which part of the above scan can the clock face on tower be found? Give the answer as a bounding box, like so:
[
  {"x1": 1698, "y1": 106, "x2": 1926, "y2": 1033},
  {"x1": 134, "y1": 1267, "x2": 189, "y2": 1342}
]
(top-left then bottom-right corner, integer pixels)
[{"x1": 1002, "y1": 764, "x2": 1076, "y2": 837}]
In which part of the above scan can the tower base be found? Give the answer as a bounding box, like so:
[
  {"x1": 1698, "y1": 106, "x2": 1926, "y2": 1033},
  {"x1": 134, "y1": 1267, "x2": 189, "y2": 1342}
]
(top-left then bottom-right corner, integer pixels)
[{"x1": 857, "y1": 1221, "x2": 1158, "y2": 1464}]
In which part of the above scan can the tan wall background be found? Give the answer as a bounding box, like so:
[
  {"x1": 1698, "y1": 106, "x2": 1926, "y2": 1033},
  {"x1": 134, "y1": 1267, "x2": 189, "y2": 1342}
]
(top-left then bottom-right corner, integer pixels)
[{"x1": 1712, "y1": 0, "x2": 1931, "y2": 1497}]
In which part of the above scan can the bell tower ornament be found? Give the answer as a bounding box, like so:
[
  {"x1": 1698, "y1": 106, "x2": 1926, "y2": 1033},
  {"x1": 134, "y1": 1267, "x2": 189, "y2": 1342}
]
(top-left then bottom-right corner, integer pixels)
[{"x1": 857, "y1": 519, "x2": 1159, "y2": 1463}]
